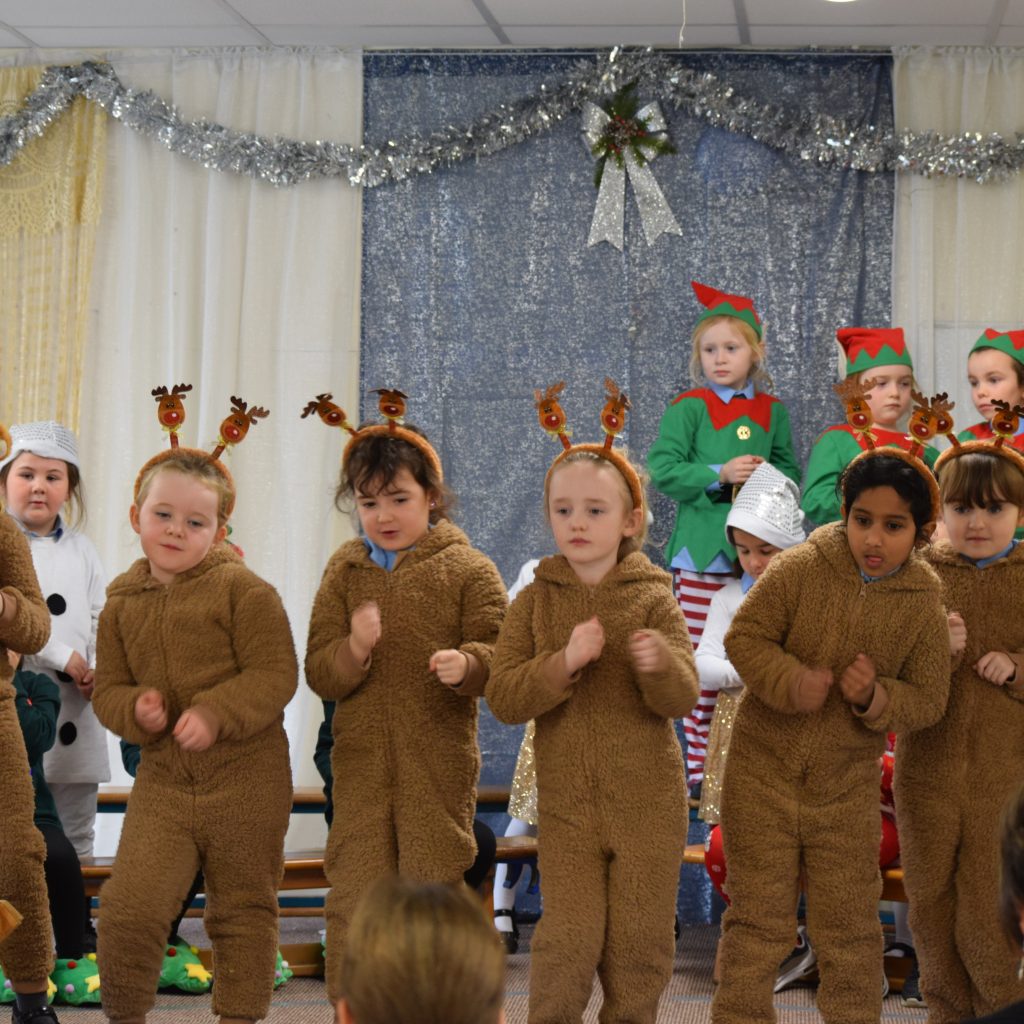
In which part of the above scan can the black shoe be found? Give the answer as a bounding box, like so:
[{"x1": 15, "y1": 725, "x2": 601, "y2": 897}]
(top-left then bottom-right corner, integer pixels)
[
  {"x1": 773, "y1": 924, "x2": 818, "y2": 993},
  {"x1": 12, "y1": 1005, "x2": 60, "y2": 1023},
  {"x1": 901, "y1": 959, "x2": 926, "y2": 1007},
  {"x1": 494, "y1": 909, "x2": 519, "y2": 954}
]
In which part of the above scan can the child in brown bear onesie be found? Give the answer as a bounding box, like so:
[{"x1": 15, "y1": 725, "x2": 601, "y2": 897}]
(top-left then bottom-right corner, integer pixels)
[
  {"x1": 304, "y1": 406, "x2": 506, "y2": 1012},
  {"x1": 487, "y1": 385, "x2": 698, "y2": 1024},
  {"x1": 93, "y1": 443, "x2": 297, "y2": 1024},
  {"x1": 0, "y1": 511, "x2": 58, "y2": 1024},
  {"x1": 897, "y1": 440, "x2": 1024, "y2": 1022},
  {"x1": 712, "y1": 450, "x2": 950, "y2": 1024}
]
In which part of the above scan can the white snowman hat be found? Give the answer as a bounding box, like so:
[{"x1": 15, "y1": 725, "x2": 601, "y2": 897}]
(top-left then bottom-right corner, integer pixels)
[
  {"x1": 726, "y1": 462, "x2": 806, "y2": 550},
  {"x1": 0, "y1": 421, "x2": 79, "y2": 473}
]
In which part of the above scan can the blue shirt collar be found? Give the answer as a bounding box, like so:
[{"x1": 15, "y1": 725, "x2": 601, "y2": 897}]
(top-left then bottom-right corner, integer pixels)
[
  {"x1": 362, "y1": 522, "x2": 432, "y2": 570},
  {"x1": 961, "y1": 539, "x2": 1018, "y2": 570},
  {"x1": 859, "y1": 563, "x2": 904, "y2": 584},
  {"x1": 740, "y1": 571, "x2": 756, "y2": 594},
  {"x1": 709, "y1": 379, "x2": 755, "y2": 403},
  {"x1": 10, "y1": 512, "x2": 63, "y2": 541}
]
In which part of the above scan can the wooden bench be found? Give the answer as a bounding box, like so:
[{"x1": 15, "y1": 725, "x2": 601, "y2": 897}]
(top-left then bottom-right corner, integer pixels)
[
  {"x1": 82, "y1": 833, "x2": 539, "y2": 900},
  {"x1": 97, "y1": 783, "x2": 515, "y2": 815},
  {"x1": 682, "y1": 844, "x2": 907, "y2": 902}
]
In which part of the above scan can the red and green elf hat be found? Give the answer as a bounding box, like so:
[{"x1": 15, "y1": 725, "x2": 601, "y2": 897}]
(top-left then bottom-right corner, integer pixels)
[
  {"x1": 837, "y1": 327, "x2": 913, "y2": 377},
  {"x1": 969, "y1": 327, "x2": 1024, "y2": 366},
  {"x1": 692, "y1": 281, "x2": 762, "y2": 339}
]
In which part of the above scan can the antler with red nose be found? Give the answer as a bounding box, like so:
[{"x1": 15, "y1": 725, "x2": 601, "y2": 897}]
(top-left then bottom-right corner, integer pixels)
[
  {"x1": 600, "y1": 377, "x2": 631, "y2": 451},
  {"x1": 210, "y1": 395, "x2": 270, "y2": 460},
  {"x1": 301, "y1": 393, "x2": 357, "y2": 435},
  {"x1": 534, "y1": 381, "x2": 572, "y2": 451},
  {"x1": 151, "y1": 383, "x2": 193, "y2": 448}
]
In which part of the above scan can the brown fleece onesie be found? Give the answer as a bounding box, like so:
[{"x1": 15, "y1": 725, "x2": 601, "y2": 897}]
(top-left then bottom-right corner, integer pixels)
[
  {"x1": 304, "y1": 519, "x2": 506, "y2": 1000},
  {"x1": 0, "y1": 515, "x2": 53, "y2": 985},
  {"x1": 713, "y1": 522, "x2": 950, "y2": 1024},
  {"x1": 93, "y1": 544, "x2": 297, "y2": 1022},
  {"x1": 895, "y1": 540, "x2": 1024, "y2": 1022},
  {"x1": 486, "y1": 552, "x2": 697, "y2": 1024}
]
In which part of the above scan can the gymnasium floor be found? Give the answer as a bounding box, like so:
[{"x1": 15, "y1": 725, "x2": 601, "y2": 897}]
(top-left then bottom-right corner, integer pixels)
[{"x1": 49, "y1": 917, "x2": 928, "y2": 1023}]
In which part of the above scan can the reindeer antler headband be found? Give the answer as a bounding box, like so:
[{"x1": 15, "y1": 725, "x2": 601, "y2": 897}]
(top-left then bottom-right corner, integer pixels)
[
  {"x1": 933, "y1": 397, "x2": 1024, "y2": 477},
  {"x1": 838, "y1": 382, "x2": 942, "y2": 518},
  {"x1": 301, "y1": 388, "x2": 443, "y2": 481},
  {"x1": 135, "y1": 385, "x2": 270, "y2": 516},
  {"x1": 538, "y1": 378, "x2": 644, "y2": 510}
]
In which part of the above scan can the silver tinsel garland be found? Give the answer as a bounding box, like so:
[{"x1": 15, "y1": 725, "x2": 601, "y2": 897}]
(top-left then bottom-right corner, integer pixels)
[{"x1": 2, "y1": 51, "x2": 1023, "y2": 187}]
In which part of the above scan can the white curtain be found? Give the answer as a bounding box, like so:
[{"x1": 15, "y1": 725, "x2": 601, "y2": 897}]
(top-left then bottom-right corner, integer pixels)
[
  {"x1": 893, "y1": 46, "x2": 1024, "y2": 418},
  {"x1": 71, "y1": 47, "x2": 362, "y2": 855}
]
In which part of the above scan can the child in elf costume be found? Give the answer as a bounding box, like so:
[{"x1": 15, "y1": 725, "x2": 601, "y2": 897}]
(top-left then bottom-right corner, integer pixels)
[
  {"x1": 488, "y1": 381, "x2": 697, "y2": 1024},
  {"x1": 93, "y1": 388, "x2": 296, "y2": 1024},
  {"x1": 648, "y1": 281, "x2": 799, "y2": 793},
  {"x1": 303, "y1": 389, "x2": 507, "y2": 1015},
  {"x1": 897, "y1": 404, "x2": 1024, "y2": 1022},
  {"x1": 0, "y1": 453, "x2": 60, "y2": 1023},
  {"x1": 802, "y1": 327, "x2": 939, "y2": 527},
  {"x1": 712, "y1": 387, "x2": 950, "y2": 1024},
  {"x1": 959, "y1": 328, "x2": 1024, "y2": 449}
]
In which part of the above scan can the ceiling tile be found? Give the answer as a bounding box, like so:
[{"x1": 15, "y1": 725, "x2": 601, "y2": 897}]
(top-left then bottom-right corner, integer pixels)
[
  {"x1": 487, "y1": 0, "x2": 735, "y2": 26},
  {"x1": 0, "y1": 0, "x2": 240, "y2": 27},
  {"x1": 1003, "y1": 0, "x2": 1024, "y2": 25},
  {"x1": 504, "y1": 24, "x2": 741, "y2": 46},
  {"x1": 745, "y1": 0, "x2": 992, "y2": 28},
  {"x1": 19, "y1": 25, "x2": 268, "y2": 47},
  {"x1": 749, "y1": 24, "x2": 988, "y2": 46},
  {"x1": 263, "y1": 24, "x2": 500, "y2": 46},
  {"x1": 229, "y1": 0, "x2": 485, "y2": 27}
]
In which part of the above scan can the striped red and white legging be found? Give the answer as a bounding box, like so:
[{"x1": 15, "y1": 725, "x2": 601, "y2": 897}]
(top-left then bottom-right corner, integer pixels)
[{"x1": 673, "y1": 567, "x2": 730, "y2": 789}]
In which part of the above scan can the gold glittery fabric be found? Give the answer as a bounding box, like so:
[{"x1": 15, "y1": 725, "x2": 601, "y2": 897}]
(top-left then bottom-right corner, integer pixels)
[
  {"x1": 507, "y1": 719, "x2": 538, "y2": 826},
  {"x1": 698, "y1": 689, "x2": 742, "y2": 825}
]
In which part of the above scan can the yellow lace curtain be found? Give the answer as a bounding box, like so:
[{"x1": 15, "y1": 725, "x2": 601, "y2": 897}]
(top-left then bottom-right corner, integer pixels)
[{"x1": 0, "y1": 66, "x2": 106, "y2": 429}]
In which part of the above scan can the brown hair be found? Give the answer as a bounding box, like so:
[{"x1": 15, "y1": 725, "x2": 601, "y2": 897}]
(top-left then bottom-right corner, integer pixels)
[
  {"x1": 338, "y1": 877, "x2": 505, "y2": 1024},
  {"x1": 689, "y1": 314, "x2": 773, "y2": 392},
  {"x1": 972, "y1": 346, "x2": 1024, "y2": 387},
  {"x1": 336, "y1": 423, "x2": 453, "y2": 523},
  {"x1": 1000, "y1": 782, "x2": 1024, "y2": 949},
  {"x1": 0, "y1": 455, "x2": 86, "y2": 530},
  {"x1": 937, "y1": 451, "x2": 1024, "y2": 510},
  {"x1": 544, "y1": 449, "x2": 649, "y2": 558},
  {"x1": 135, "y1": 450, "x2": 235, "y2": 527}
]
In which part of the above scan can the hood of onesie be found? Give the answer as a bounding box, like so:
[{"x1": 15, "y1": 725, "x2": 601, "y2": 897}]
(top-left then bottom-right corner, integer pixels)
[
  {"x1": 803, "y1": 521, "x2": 937, "y2": 592},
  {"x1": 533, "y1": 550, "x2": 669, "y2": 588},
  {"x1": 108, "y1": 542, "x2": 241, "y2": 598}
]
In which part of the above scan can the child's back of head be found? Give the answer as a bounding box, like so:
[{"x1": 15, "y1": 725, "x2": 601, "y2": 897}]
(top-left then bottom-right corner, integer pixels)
[{"x1": 338, "y1": 876, "x2": 505, "y2": 1024}]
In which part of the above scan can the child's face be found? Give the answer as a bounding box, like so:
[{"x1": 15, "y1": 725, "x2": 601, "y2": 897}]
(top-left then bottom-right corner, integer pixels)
[
  {"x1": 2, "y1": 452, "x2": 70, "y2": 536},
  {"x1": 356, "y1": 466, "x2": 432, "y2": 552},
  {"x1": 859, "y1": 365, "x2": 913, "y2": 428},
  {"x1": 732, "y1": 527, "x2": 782, "y2": 580},
  {"x1": 698, "y1": 320, "x2": 755, "y2": 392},
  {"x1": 967, "y1": 349, "x2": 1024, "y2": 424},
  {"x1": 942, "y1": 494, "x2": 1024, "y2": 561},
  {"x1": 843, "y1": 485, "x2": 918, "y2": 578},
  {"x1": 130, "y1": 469, "x2": 226, "y2": 584},
  {"x1": 548, "y1": 460, "x2": 641, "y2": 584}
]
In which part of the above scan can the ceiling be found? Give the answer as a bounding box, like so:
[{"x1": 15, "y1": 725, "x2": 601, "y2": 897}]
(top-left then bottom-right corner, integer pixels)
[{"x1": 0, "y1": 0, "x2": 1022, "y2": 51}]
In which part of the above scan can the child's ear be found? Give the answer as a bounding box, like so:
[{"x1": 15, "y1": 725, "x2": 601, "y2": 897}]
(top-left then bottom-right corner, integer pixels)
[
  {"x1": 916, "y1": 521, "x2": 937, "y2": 546},
  {"x1": 129, "y1": 504, "x2": 141, "y2": 535},
  {"x1": 622, "y1": 506, "x2": 643, "y2": 537},
  {"x1": 839, "y1": 502, "x2": 847, "y2": 521},
  {"x1": 1017, "y1": 506, "x2": 1024, "y2": 529},
  {"x1": 215, "y1": 524, "x2": 228, "y2": 545}
]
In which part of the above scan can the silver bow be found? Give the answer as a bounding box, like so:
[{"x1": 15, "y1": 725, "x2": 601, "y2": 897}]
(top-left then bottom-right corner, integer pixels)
[{"x1": 582, "y1": 100, "x2": 682, "y2": 250}]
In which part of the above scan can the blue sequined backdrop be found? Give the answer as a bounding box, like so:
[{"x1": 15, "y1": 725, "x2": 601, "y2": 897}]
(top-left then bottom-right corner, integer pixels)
[{"x1": 361, "y1": 51, "x2": 893, "y2": 922}]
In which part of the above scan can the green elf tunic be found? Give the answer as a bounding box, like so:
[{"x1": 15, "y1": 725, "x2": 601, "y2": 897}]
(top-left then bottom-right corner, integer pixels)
[
  {"x1": 801, "y1": 425, "x2": 939, "y2": 528},
  {"x1": 648, "y1": 388, "x2": 801, "y2": 573}
]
